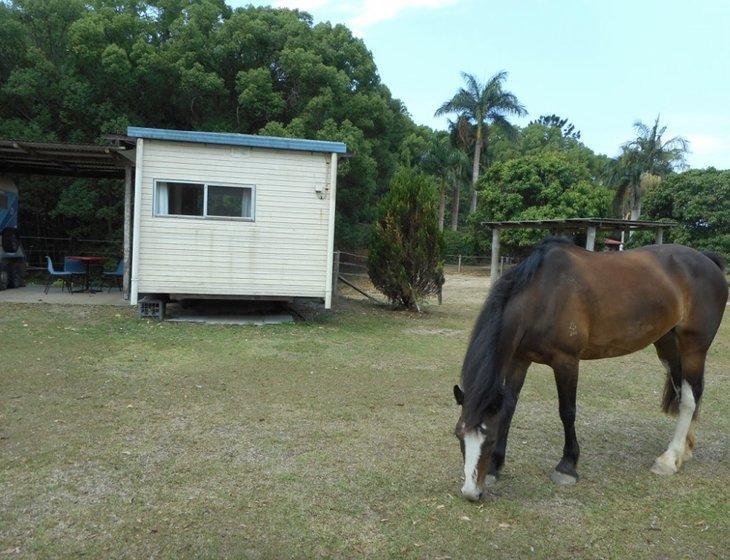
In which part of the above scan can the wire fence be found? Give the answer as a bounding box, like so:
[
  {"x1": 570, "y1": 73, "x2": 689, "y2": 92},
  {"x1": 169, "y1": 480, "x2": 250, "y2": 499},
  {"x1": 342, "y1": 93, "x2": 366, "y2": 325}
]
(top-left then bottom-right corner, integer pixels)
[
  {"x1": 443, "y1": 253, "x2": 517, "y2": 274},
  {"x1": 20, "y1": 236, "x2": 121, "y2": 270},
  {"x1": 331, "y1": 250, "x2": 517, "y2": 305}
]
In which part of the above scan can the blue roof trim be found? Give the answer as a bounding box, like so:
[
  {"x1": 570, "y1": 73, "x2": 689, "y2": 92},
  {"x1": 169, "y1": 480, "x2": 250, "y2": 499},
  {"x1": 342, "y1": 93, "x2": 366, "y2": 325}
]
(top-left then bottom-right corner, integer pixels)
[{"x1": 127, "y1": 127, "x2": 347, "y2": 154}]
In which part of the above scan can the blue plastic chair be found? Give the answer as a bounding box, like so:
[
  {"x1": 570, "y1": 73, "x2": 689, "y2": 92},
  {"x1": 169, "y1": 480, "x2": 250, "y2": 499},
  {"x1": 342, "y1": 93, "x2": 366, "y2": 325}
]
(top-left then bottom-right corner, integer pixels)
[
  {"x1": 45, "y1": 256, "x2": 74, "y2": 294},
  {"x1": 64, "y1": 257, "x2": 86, "y2": 275},
  {"x1": 103, "y1": 259, "x2": 124, "y2": 292}
]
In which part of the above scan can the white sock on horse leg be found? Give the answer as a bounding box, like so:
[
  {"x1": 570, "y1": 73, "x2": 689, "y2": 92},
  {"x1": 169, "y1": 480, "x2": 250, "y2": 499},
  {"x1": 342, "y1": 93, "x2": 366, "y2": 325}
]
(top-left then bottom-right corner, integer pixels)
[{"x1": 653, "y1": 381, "x2": 695, "y2": 473}]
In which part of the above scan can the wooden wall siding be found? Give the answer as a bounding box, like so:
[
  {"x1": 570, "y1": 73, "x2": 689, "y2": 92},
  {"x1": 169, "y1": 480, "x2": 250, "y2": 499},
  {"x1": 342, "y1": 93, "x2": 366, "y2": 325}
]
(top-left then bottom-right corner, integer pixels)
[{"x1": 137, "y1": 140, "x2": 332, "y2": 297}]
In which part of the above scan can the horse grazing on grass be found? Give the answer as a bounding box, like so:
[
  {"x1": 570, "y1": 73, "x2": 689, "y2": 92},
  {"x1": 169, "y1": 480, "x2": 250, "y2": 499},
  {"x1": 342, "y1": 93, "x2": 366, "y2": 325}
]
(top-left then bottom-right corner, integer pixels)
[{"x1": 453, "y1": 239, "x2": 727, "y2": 501}]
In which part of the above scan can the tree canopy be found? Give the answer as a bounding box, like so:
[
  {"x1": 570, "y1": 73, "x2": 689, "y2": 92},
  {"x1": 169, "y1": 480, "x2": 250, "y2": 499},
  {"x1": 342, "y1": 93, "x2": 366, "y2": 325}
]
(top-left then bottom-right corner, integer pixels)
[
  {"x1": 472, "y1": 152, "x2": 612, "y2": 251},
  {"x1": 1, "y1": 2, "x2": 724, "y2": 259},
  {"x1": 435, "y1": 71, "x2": 526, "y2": 213},
  {"x1": 0, "y1": 0, "x2": 418, "y2": 247},
  {"x1": 641, "y1": 168, "x2": 729, "y2": 258}
]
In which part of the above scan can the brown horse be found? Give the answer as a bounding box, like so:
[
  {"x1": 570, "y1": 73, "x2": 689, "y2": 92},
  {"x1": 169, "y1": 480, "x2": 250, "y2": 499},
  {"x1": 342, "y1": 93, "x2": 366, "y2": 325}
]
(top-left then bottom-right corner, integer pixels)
[{"x1": 453, "y1": 239, "x2": 727, "y2": 501}]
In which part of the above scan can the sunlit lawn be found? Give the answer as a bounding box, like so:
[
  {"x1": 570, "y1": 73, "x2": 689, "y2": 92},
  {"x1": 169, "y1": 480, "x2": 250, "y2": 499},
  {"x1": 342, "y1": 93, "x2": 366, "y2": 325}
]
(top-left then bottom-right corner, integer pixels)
[{"x1": 1, "y1": 273, "x2": 728, "y2": 559}]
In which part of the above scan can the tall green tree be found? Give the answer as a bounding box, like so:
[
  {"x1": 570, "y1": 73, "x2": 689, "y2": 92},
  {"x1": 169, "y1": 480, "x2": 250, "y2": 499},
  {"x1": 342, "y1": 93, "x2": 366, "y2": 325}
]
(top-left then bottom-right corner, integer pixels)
[
  {"x1": 422, "y1": 132, "x2": 469, "y2": 232},
  {"x1": 642, "y1": 168, "x2": 729, "y2": 257},
  {"x1": 0, "y1": 1, "x2": 418, "y2": 249},
  {"x1": 435, "y1": 71, "x2": 526, "y2": 214},
  {"x1": 472, "y1": 152, "x2": 612, "y2": 251},
  {"x1": 368, "y1": 167, "x2": 445, "y2": 310},
  {"x1": 612, "y1": 116, "x2": 688, "y2": 220},
  {"x1": 530, "y1": 114, "x2": 581, "y2": 140}
]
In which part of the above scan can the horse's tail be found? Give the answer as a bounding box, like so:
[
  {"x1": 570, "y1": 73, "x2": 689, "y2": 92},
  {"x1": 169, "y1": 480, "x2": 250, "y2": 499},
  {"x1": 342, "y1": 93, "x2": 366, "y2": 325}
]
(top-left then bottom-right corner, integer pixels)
[
  {"x1": 701, "y1": 250, "x2": 726, "y2": 271},
  {"x1": 660, "y1": 366, "x2": 682, "y2": 417}
]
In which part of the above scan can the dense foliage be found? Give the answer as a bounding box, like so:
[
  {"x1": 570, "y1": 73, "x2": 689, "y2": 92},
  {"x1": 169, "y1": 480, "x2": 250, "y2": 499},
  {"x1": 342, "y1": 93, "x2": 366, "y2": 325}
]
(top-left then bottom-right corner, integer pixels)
[
  {"x1": 367, "y1": 167, "x2": 444, "y2": 309},
  {"x1": 610, "y1": 117, "x2": 688, "y2": 220},
  {"x1": 472, "y1": 152, "x2": 612, "y2": 251},
  {"x1": 641, "y1": 168, "x2": 729, "y2": 258},
  {"x1": 0, "y1": 0, "x2": 418, "y2": 247},
  {"x1": 1, "y1": 0, "x2": 724, "y2": 260}
]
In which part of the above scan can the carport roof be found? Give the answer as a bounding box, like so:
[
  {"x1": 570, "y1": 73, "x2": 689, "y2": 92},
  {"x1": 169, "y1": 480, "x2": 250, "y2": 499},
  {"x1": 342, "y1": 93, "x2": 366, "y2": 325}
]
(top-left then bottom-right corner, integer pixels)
[{"x1": 0, "y1": 139, "x2": 132, "y2": 179}]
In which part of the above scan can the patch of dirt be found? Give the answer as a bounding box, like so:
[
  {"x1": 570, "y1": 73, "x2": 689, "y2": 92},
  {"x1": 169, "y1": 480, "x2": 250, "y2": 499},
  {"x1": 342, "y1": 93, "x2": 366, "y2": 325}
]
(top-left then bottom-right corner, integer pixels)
[{"x1": 403, "y1": 327, "x2": 464, "y2": 336}]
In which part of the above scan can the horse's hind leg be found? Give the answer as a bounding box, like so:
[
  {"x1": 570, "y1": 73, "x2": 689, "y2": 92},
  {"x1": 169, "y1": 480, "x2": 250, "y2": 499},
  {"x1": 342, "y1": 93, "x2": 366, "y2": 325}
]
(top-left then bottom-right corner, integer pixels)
[
  {"x1": 550, "y1": 358, "x2": 580, "y2": 485},
  {"x1": 651, "y1": 347, "x2": 705, "y2": 475}
]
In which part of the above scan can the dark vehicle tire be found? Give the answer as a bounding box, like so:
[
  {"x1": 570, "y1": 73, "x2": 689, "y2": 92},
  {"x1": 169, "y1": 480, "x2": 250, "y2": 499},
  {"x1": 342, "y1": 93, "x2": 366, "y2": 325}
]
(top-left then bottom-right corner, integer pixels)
[
  {"x1": 2, "y1": 228, "x2": 19, "y2": 253},
  {"x1": 8, "y1": 262, "x2": 24, "y2": 289},
  {"x1": 0, "y1": 264, "x2": 8, "y2": 291}
]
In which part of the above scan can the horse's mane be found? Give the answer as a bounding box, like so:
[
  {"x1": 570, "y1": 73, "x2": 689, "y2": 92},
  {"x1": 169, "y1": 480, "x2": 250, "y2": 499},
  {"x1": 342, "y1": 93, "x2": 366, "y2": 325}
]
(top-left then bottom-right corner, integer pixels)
[{"x1": 460, "y1": 237, "x2": 574, "y2": 429}]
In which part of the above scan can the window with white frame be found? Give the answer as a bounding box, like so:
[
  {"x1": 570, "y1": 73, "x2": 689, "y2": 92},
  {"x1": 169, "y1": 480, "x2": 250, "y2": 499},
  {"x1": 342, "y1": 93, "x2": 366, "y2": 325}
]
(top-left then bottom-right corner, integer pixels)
[{"x1": 155, "y1": 181, "x2": 254, "y2": 219}]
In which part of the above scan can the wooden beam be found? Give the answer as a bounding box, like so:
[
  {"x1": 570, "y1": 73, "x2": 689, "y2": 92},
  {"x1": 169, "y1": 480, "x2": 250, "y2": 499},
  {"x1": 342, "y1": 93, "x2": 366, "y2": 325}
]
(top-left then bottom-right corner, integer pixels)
[
  {"x1": 491, "y1": 228, "x2": 501, "y2": 281},
  {"x1": 585, "y1": 225, "x2": 597, "y2": 251},
  {"x1": 655, "y1": 227, "x2": 664, "y2": 245},
  {"x1": 338, "y1": 275, "x2": 381, "y2": 303},
  {"x1": 123, "y1": 166, "x2": 133, "y2": 300}
]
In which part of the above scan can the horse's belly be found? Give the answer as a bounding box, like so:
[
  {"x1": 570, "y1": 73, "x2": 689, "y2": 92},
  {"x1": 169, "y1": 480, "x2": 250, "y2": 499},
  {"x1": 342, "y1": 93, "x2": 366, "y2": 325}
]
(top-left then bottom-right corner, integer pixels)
[{"x1": 580, "y1": 318, "x2": 675, "y2": 359}]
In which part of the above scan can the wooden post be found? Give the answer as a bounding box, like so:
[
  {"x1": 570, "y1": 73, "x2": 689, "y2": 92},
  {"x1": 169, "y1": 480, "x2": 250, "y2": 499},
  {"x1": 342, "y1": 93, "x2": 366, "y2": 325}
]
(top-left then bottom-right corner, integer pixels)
[
  {"x1": 490, "y1": 228, "x2": 500, "y2": 281},
  {"x1": 655, "y1": 227, "x2": 664, "y2": 245},
  {"x1": 332, "y1": 250, "x2": 340, "y2": 306},
  {"x1": 585, "y1": 225, "x2": 597, "y2": 251},
  {"x1": 122, "y1": 166, "x2": 133, "y2": 300},
  {"x1": 457, "y1": 254, "x2": 462, "y2": 273}
]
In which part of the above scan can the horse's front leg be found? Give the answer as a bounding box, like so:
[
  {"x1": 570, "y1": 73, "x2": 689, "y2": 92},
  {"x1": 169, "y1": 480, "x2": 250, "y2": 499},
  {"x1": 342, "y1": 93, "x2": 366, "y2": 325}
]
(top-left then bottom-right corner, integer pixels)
[
  {"x1": 551, "y1": 359, "x2": 580, "y2": 485},
  {"x1": 486, "y1": 360, "x2": 530, "y2": 485}
]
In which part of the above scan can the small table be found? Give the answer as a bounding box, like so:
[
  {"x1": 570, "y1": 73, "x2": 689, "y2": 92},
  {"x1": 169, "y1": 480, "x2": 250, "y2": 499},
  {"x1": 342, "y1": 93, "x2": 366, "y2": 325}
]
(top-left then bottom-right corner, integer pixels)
[{"x1": 67, "y1": 256, "x2": 107, "y2": 293}]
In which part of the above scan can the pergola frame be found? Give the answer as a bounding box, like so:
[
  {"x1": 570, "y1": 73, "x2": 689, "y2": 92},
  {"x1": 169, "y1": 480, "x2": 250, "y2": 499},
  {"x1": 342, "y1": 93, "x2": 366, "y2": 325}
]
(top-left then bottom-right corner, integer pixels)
[
  {"x1": 0, "y1": 138, "x2": 135, "y2": 298},
  {"x1": 482, "y1": 218, "x2": 678, "y2": 280}
]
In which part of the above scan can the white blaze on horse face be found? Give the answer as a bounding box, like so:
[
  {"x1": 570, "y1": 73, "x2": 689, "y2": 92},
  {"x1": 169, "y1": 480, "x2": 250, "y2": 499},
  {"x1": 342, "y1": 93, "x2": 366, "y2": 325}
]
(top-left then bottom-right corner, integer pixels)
[{"x1": 461, "y1": 425, "x2": 486, "y2": 500}]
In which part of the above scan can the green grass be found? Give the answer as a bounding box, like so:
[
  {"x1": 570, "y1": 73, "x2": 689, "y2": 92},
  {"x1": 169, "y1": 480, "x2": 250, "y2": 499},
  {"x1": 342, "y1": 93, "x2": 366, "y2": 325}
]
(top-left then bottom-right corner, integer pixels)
[{"x1": 1, "y1": 275, "x2": 728, "y2": 559}]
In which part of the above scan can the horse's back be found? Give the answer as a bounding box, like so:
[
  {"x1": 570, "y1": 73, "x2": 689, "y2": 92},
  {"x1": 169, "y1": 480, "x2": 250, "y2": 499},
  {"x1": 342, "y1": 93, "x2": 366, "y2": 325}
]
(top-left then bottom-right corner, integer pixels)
[{"x1": 513, "y1": 243, "x2": 726, "y2": 362}]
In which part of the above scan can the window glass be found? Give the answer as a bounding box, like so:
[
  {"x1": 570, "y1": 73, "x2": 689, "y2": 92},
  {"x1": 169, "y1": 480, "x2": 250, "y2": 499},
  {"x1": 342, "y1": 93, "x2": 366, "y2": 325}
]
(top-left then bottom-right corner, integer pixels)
[
  {"x1": 0, "y1": 192, "x2": 7, "y2": 210},
  {"x1": 156, "y1": 182, "x2": 204, "y2": 216},
  {"x1": 207, "y1": 185, "x2": 253, "y2": 218}
]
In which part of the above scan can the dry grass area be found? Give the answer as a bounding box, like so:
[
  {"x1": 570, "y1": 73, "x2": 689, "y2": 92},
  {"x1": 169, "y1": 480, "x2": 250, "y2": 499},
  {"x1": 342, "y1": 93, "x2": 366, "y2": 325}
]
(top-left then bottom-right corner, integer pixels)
[{"x1": 1, "y1": 272, "x2": 728, "y2": 559}]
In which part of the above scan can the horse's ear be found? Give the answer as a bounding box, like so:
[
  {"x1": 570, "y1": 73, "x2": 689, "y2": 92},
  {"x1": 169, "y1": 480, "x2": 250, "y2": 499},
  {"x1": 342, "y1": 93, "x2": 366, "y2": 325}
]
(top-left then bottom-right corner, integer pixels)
[{"x1": 453, "y1": 385, "x2": 464, "y2": 406}]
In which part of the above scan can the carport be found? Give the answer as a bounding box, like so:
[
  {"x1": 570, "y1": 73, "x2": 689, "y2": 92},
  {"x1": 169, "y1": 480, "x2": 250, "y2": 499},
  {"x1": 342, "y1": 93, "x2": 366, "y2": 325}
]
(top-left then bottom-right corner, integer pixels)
[
  {"x1": 483, "y1": 218, "x2": 678, "y2": 280},
  {"x1": 0, "y1": 138, "x2": 135, "y2": 297}
]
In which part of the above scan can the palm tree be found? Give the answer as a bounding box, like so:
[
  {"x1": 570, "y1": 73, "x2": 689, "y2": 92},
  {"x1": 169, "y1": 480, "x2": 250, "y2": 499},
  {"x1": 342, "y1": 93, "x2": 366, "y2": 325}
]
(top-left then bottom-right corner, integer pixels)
[
  {"x1": 435, "y1": 71, "x2": 526, "y2": 213},
  {"x1": 613, "y1": 116, "x2": 688, "y2": 220},
  {"x1": 423, "y1": 134, "x2": 453, "y2": 231},
  {"x1": 423, "y1": 134, "x2": 471, "y2": 231},
  {"x1": 447, "y1": 146, "x2": 470, "y2": 231}
]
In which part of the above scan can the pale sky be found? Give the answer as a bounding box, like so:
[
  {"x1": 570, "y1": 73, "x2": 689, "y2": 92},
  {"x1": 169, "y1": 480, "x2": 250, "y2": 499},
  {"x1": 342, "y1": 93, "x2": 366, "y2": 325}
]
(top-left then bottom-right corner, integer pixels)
[{"x1": 229, "y1": 0, "x2": 730, "y2": 169}]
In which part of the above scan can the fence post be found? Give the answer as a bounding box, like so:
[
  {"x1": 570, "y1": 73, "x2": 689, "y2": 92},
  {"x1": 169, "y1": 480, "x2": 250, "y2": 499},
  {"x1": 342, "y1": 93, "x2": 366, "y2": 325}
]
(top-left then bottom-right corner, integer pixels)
[
  {"x1": 332, "y1": 250, "x2": 340, "y2": 306},
  {"x1": 490, "y1": 228, "x2": 501, "y2": 281},
  {"x1": 457, "y1": 254, "x2": 462, "y2": 273}
]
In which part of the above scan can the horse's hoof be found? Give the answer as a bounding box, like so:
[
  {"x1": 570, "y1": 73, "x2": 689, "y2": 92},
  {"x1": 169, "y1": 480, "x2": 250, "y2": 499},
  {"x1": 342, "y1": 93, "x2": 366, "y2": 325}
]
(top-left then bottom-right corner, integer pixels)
[
  {"x1": 650, "y1": 457, "x2": 678, "y2": 476},
  {"x1": 484, "y1": 475, "x2": 497, "y2": 487},
  {"x1": 551, "y1": 470, "x2": 578, "y2": 485}
]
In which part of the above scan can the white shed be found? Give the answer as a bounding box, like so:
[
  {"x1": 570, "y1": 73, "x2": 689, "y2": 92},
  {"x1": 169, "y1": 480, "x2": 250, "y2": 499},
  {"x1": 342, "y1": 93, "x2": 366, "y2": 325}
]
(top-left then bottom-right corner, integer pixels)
[{"x1": 127, "y1": 127, "x2": 346, "y2": 309}]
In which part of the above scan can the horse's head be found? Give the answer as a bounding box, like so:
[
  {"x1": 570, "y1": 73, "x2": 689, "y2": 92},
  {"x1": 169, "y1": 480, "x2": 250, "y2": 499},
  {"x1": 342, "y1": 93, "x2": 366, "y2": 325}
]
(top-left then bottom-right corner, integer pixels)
[{"x1": 452, "y1": 384, "x2": 501, "y2": 501}]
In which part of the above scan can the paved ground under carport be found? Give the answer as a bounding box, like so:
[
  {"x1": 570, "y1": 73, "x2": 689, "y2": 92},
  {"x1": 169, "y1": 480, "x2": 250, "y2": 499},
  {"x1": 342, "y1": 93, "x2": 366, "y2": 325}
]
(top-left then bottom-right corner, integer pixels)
[{"x1": 0, "y1": 284, "x2": 126, "y2": 306}]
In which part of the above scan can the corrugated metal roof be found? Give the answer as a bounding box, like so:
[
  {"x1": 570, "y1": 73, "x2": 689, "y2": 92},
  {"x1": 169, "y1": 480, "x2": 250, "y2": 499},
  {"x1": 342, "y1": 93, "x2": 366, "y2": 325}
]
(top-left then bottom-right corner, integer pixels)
[
  {"x1": 0, "y1": 140, "x2": 132, "y2": 178},
  {"x1": 481, "y1": 218, "x2": 677, "y2": 230},
  {"x1": 127, "y1": 127, "x2": 347, "y2": 154}
]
